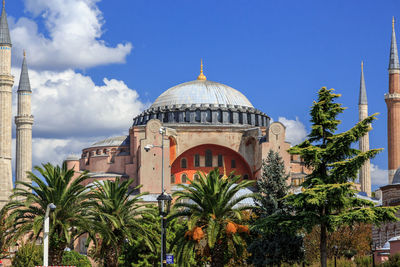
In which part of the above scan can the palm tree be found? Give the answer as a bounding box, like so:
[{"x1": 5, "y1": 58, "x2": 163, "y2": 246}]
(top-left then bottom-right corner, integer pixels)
[
  {"x1": 87, "y1": 178, "x2": 156, "y2": 267},
  {"x1": 7, "y1": 162, "x2": 92, "y2": 265},
  {"x1": 171, "y1": 168, "x2": 255, "y2": 267}
]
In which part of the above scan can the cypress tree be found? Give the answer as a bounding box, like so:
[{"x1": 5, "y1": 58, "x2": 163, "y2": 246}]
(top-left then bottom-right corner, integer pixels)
[
  {"x1": 259, "y1": 87, "x2": 399, "y2": 267},
  {"x1": 248, "y1": 150, "x2": 303, "y2": 267}
]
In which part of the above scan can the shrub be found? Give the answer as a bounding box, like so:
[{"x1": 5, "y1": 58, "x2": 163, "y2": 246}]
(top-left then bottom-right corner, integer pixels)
[
  {"x1": 12, "y1": 242, "x2": 43, "y2": 267},
  {"x1": 62, "y1": 250, "x2": 91, "y2": 267},
  {"x1": 355, "y1": 255, "x2": 372, "y2": 267}
]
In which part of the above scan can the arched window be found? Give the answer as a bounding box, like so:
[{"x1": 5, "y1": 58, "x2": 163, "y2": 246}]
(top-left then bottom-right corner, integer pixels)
[
  {"x1": 195, "y1": 109, "x2": 201, "y2": 122},
  {"x1": 231, "y1": 159, "x2": 236, "y2": 168},
  {"x1": 194, "y1": 154, "x2": 200, "y2": 167},
  {"x1": 218, "y1": 155, "x2": 223, "y2": 167},
  {"x1": 181, "y1": 158, "x2": 187, "y2": 168},
  {"x1": 194, "y1": 174, "x2": 200, "y2": 182},
  {"x1": 171, "y1": 175, "x2": 175, "y2": 184},
  {"x1": 205, "y1": 150, "x2": 212, "y2": 167},
  {"x1": 181, "y1": 173, "x2": 187, "y2": 183}
]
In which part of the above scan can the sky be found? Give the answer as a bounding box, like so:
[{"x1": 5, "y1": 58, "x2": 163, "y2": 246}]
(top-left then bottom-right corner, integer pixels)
[{"x1": 5, "y1": 0, "x2": 400, "y2": 190}]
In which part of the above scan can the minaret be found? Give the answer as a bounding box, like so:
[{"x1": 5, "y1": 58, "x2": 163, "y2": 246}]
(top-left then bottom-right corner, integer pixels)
[
  {"x1": 15, "y1": 51, "x2": 33, "y2": 191},
  {"x1": 359, "y1": 61, "x2": 371, "y2": 196},
  {"x1": 386, "y1": 17, "x2": 400, "y2": 184},
  {"x1": 0, "y1": 0, "x2": 13, "y2": 208}
]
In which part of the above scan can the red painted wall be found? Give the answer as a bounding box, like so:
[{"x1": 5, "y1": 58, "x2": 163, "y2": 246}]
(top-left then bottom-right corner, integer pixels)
[{"x1": 171, "y1": 144, "x2": 252, "y2": 184}]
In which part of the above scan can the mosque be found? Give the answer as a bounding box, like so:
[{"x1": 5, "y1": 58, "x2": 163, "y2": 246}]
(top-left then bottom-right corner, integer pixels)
[
  {"x1": 64, "y1": 61, "x2": 311, "y2": 199},
  {"x1": 0, "y1": 0, "x2": 374, "y2": 208}
]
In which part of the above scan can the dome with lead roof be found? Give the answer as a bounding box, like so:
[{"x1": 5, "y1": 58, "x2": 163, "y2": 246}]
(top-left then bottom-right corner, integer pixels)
[
  {"x1": 150, "y1": 79, "x2": 254, "y2": 109},
  {"x1": 132, "y1": 62, "x2": 269, "y2": 127}
]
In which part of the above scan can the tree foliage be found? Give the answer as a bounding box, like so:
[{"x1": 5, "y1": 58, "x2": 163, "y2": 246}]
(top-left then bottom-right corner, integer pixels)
[
  {"x1": 11, "y1": 242, "x2": 43, "y2": 267},
  {"x1": 61, "y1": 250, "x2": 92, "y2": 267},
  {"x1": 7, "y1": 162, "x2": 92, "y2": 265},
  {"x1": 248, "y1": 150, "x2": 304, "y2": 266},
  {"x1": 259, "y1": 87, "x2": 399, "y2": 267},
  {"x1": 87, "y1": 178, "x2": 155, "y2": 267},
  {"x1": 304, "y1": 223, "x2": 372, "y2": 264},
  {"x1": 119, "y1": 205, "x2": 196, "y2": 267},
  {"x1": 171, "y1": 169, "x2": 255, "y2": 267}
]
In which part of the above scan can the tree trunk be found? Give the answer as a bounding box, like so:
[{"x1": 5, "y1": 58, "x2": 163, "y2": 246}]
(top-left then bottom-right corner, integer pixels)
[
  {"x1": 211, "y1": 242, "x2": 225, "y2": 267},
  {"x1": 320, "y1": 224, "x2": 327, "y2": 267},
  {"x1": 49, "y1": 247, "x2": 64, "y2": 265}
]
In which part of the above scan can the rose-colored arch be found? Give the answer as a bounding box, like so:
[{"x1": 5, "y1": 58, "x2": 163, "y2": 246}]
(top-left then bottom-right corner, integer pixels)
[{"x1": 171, "y1": 144, "x2": 253, "y2": 184}]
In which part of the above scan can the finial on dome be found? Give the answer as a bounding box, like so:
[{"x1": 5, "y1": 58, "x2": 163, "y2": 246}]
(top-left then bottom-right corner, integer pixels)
[
  {"x1": 2, "y1": 0, "x2": 4, "y2": 8},
  {"x1": 23, "y1": 50, "x2": 26, "y2": 58},
  {"x1": 197, "y1": 59, "x2": 207, "y2": 80},
  {"x1": 361, "y1": 60, "x2": 363, "y2": 72}
]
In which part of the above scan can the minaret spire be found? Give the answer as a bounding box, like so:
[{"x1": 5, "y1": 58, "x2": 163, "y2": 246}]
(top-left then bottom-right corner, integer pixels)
[
  {"x1": 18, "y1": 50, "x2": 32, "y2": 92},
  {"x1": 0, "y1": 0, "x2": 11, "y2": 46},
  {"x1": 358, "y1": 61, "x2": 371, "y2": 196},
  {"x1": 359, "y1": 61, "x2": 367, "y2": 105},
  {"x1": 15, "y1": 50, "x2": 34, "y2": 193},
  {"x1": 389, "y1": 17, "x2": 400, "y2": 70}
]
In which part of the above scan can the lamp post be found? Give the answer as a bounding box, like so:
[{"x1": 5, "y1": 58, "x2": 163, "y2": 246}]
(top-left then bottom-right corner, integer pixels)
[
  {"x1": 44, "y1": 203, "x2": 56, "y2": 266},
  {"x1": 145, "y1": 126, "x2": 172, "y2": 266},
  {"x1": 333, "y1": 245, "x2": 338, "y2": 267},
  {"x1": 157, "y1": 192, "x2": 172, "y2": 267},
  {"x1": 372, "y1": 243, "x2": 376, "y2": 267}
]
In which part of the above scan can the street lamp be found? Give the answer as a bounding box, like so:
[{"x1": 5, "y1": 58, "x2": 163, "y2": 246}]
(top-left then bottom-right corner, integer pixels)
[
  {"x1": 157, "y1": 192, "x2": 172, "y2": 267},
  {"x1": 333, "y1": 245, "x2": 338, "y2": 267},
  {"x1": 44, "y1": 203, "x2": 56, "y2": 266},
  {"x1": 372, "y1": 243, "x2": 377, "y2": 267},
  {"x1": 144, "y1": 126, "x2": 171, "y2": 267}
]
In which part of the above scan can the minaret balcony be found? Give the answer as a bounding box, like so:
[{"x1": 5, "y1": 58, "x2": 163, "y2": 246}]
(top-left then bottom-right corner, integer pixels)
[
  {"x1": 15, "y1": 115, "x2": 34, "y2": 125},
  {"x1": 384, "y1": 93, "x2": 400, "y2": 100}
]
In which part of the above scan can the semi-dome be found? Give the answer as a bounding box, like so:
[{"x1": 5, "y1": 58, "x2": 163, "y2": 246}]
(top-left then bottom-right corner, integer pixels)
[
  {"x1": 150, "y1": 80, "x2": 254, "y2": 109},
  {"x1": 393, "y1": 167, "x2": 400, "y2": 184}
]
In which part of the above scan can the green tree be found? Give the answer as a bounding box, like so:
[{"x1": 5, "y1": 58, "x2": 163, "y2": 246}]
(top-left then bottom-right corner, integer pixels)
[
  {"x1": 171, "y1": 168, "x2": 255, "y2": 267},
  {"x1": 11, "y1": 242, "x2": 43, "y2": 267},
  {"x1": 260, "y1": 88, "x2": 399, "y2": 267},
  {"x1": 248, "y1": 150, "x2": 303, "y2": 266},
  {"x1": 87, "y1": 178, "x2": 155, "y2": 267},
  {"x1": 0, "y1": 206, "x2": 18, "y2": 260},
  {"x1": 61, "y1": 250, "x2": 91, "y2": 267},
  {"x1": 7, "y1": 162, "x2": 92, "y2": 265},
  {"x1": 119, "y1": 205, "x2": 196, "y2": 267}
]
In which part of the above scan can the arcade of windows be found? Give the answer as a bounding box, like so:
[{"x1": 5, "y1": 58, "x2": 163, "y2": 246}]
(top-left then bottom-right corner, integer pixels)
[{"x1": 179, "y1": 151, "x2": 237, "y2": 169}]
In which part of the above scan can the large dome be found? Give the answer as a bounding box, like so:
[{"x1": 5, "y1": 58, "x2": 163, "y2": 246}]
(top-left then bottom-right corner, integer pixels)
[
  {"x1": 150, "y1": 80, "x2": 254, "y2": 109},
  {"x1": 132, "y1": 71, "x2": 269, "y2": 127}
]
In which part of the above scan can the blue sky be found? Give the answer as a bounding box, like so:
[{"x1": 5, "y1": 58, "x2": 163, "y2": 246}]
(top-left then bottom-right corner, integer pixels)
[{"x1": 5, "y1": 0, "x2": 400, "y2": 188}]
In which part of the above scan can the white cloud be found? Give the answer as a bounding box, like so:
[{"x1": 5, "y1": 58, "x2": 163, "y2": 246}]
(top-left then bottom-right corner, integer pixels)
[
  {"x1": 371, "y1": 164, "x2": 388, "y2": 186},
  {"x1": 10, "y1": 0, "x2": 132, "y2": 69},
  {"x1": 32, "y1": 137, "x2": 94, "y2": 167},
  {"x1": 12, "y1": 68, "x2": 146, "y2": 139},
  {"x1": 278, "y1": 117, "x2": 307, "y2": 146}
]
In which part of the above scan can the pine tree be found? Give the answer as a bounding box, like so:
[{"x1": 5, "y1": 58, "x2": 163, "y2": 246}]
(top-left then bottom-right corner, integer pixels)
[
  {"x1": 248, "y1": 150, "x2": 303, "y2": 267},
  {"x1": 259, "y1": 87, "x2": 399, "y2": 267}
]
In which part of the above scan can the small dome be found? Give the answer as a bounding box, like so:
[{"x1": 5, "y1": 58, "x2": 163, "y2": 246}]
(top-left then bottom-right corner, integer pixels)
[
  {"x1": 150, "y1": 80, "x2": 254, "y2": 109},
  {"x1": 393, "y1": 167, "x2": 400, "y2": 184}
]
